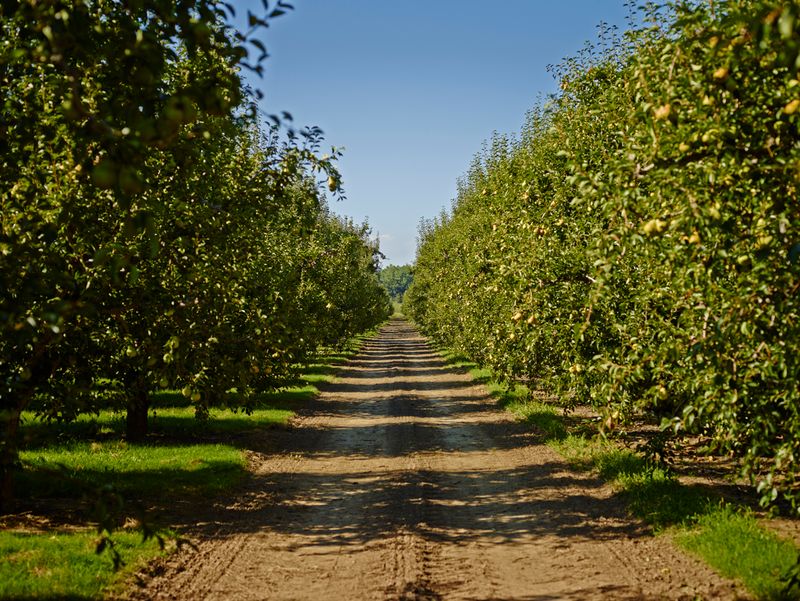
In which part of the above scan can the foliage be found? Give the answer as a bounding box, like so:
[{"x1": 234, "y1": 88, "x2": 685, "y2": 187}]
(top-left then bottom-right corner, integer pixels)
[{"x1": 407, "y1": 0, "x2": 800, "y2": 511}]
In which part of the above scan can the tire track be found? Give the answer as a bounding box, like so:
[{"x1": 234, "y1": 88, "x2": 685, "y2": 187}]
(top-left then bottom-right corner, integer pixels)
[{"x1": 129, "y1": 318, "x2": 746, "y2": 601}]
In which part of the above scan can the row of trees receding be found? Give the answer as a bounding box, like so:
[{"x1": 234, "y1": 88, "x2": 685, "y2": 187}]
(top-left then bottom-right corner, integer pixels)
[
  {"x1": 407, "y1": 0, "x2": 800, "y2": 511},
  {"x1": 1, "y1": 1, "x2": 391, "y2": 510}
]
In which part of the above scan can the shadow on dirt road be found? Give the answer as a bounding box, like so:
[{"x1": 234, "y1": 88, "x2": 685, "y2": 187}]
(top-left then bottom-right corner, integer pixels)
[{"x1": 132, "y1": 318, "x2": 744, "y2": 601}]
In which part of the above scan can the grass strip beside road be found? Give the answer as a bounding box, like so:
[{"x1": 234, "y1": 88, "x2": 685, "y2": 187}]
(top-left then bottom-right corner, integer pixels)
[
  {"x1": 556, "y1": 431, "x2": 800, "y2": 599},
  {"x1": 0, "y1": 529, "x2": 167, "y2": 601},
  {"x1": 436, "y1": 345, "x2": 800, "y2": 600},
  {"x1": 678, "y1": 506, "x2": 800, "y2": 600}
]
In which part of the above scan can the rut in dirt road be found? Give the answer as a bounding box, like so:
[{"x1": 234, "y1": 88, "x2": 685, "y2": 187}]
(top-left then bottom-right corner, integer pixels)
[{"x1": 134, "y1": 318, "x2": 745, "y2": 601}]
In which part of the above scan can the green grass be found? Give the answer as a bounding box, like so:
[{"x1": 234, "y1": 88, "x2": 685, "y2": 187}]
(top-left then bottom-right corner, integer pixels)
[
  {"x1": 15, "y1": 357, "x2": 353, "y2": 501},
  {"x1": 0, "y1": 529, "x2": 168, "y2": 600},
  {"x1": 19, "y1": 441, "x2": 247, "y2": 500},
  {"x1": 433, "y1": 345, "x2": 800, "y2": 600},
  {"x1": 553, "y1": 428, "x2": 800, "y2": 598},
  {"x1": 554, "y1": 436, "x2": 714, "y2": 529},
  {"x1": 551, "y1": 431, "x2": 800, "y2": 598},
  {"x1": 504, "y1": 395, "x2": 567, "y2": 441},
  {"x1": 678, "y1": 506, "x2": 800, "y2": 600},
  {"x1": 252, "y1": 384, "x2": 319, "y2": 407},
  {"x1": 299, "y1": 370, "x2": 336, "y2": 385},
  {"x1": 11, "y1": 403, "x2": 265, "y2": 601}
]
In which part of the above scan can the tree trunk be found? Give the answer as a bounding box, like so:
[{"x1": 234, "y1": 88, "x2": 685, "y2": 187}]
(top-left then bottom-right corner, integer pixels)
[
  {"x1": 0, "y1": 407, "x2": 22, "y2": 514},
  {"x1": 126, "y1": 386, "x2": 150, "y2": 442}
]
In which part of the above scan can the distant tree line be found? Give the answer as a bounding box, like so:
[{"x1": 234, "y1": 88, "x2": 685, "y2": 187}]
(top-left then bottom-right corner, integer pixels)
[{"x1": 378, "y1": 264, "x2": 413, "y2": 302}]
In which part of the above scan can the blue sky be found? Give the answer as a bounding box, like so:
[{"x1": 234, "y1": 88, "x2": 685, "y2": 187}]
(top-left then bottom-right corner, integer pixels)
[{"x1": 237, "y1": 1, "x2": 631, "y2": 265}]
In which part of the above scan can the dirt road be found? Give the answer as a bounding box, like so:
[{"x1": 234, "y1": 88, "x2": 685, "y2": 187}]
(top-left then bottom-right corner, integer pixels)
[{"x1": 133, "y1": 319, "x2": 744, "y2": 600}]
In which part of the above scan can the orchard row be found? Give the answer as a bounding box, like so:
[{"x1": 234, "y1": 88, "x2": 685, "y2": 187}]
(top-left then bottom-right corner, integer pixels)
[
  {"x1": 0, "y1": 1, "x2": 390, "y2": 508},
  {"x1": 407, "y1": 0, "x2": 800, "y2": 510}
]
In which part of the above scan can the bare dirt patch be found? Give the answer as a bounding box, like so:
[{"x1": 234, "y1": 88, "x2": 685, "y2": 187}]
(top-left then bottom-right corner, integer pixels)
[{"x1": 128, "y1": 319, "x2": 747, "y2": 600}]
